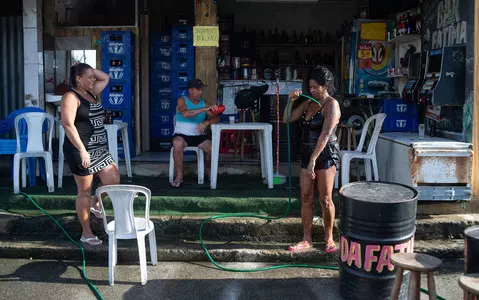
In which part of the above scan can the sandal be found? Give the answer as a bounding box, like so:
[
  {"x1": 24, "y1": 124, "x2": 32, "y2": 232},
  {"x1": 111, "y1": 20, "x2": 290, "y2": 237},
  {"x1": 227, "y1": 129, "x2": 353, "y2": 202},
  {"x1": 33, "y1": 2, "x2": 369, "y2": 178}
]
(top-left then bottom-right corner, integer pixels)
[
  {"x1": 325, "y1": 242, "x2": 337, "y2": 253},
  {"x1": 288, "y1": 241, "x2": 313, "y2": 252},
  {"x1": 170, "y1": 179, "x2": 183, "y2": 188},
  {"x1": 90, "y1": 206, "x2": 103, "y2": 219},
  {"x1": 80, "y1": 236, "x2": 103, "y2": 246}
]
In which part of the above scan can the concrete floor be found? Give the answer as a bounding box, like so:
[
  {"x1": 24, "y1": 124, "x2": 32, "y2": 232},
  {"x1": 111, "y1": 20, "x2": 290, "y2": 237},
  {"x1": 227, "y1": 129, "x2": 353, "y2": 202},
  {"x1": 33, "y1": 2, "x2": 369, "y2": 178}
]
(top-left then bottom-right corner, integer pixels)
[{"x1": 0, "y1": 259, "x2": 464, "y2": 300}]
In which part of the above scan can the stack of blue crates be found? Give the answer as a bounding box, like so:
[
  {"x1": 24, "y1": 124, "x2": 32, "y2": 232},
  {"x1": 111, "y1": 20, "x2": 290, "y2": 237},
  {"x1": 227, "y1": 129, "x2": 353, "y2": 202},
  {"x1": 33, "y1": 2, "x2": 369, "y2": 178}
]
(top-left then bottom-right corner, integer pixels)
[
  {"x1": 172, "y1": 26, "x2": 194, "y2": 101},
  {"x1": 150, "y1": 27, "x2": 195, "y2": 151},
  {"x1": 100, "y1": 31, "x2": 136, "y2": 159},
  {"x1": 150, "y1": 33, "x2": 175, "y2": 151},
  {"x1": 380, "y1": 99, "x2": 418, "y2": 132}
]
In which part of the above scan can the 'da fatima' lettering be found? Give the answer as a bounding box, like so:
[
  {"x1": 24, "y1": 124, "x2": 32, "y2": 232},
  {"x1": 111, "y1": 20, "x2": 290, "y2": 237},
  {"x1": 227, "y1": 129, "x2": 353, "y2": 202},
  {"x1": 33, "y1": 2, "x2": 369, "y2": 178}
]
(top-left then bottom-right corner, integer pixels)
[
  {"x1": 430, "y1": 0, "x2": 467, "y2": 50},
  {"x1": 340, "y1": 235, "x2": 414, "y2": 273}
]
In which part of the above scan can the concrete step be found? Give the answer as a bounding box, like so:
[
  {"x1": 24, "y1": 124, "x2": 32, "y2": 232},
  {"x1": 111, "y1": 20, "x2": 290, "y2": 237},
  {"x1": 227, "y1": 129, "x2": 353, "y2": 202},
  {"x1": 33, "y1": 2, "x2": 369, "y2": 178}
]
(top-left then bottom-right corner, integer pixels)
[
  {"x1": 0, "y1": 236, "x2": 464, "y2": 263},
  {"x1": 3, "y1": 213, "x2": 478, "y2": 243}
]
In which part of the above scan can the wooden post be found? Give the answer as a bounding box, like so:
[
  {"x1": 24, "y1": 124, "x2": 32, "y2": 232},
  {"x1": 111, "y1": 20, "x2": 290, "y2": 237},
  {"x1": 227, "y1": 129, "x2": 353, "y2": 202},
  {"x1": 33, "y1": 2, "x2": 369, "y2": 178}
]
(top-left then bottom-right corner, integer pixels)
[
  {"x1": 140, "y1": 13, "x2": 150, "y2": 151},
  {"x1": 195, "y1": 0, "x2": 218, "y2": 105},
  {"x1": 474, "y1": 0, "x2": 479, "y2": 199}
]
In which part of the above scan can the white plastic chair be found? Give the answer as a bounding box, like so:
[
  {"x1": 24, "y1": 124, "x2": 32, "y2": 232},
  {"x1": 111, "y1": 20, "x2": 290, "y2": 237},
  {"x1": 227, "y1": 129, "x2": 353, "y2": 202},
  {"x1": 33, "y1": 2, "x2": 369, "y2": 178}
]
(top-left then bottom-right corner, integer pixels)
[
  {"x1": 13, "y1": 112, "x2": 55, "y2": 194},
  {"x1": 335, "y1": 113, "x2": 386, "y2": 188},
  {"x1": 168, "y1": 115, "x2": 205, "y2": 184},
  {"x1": 96, "y1": 185, "x2": 157, "y2": 286},
  {"x1": 169, "y1": 146, "x2": 204, "y2": 184}
]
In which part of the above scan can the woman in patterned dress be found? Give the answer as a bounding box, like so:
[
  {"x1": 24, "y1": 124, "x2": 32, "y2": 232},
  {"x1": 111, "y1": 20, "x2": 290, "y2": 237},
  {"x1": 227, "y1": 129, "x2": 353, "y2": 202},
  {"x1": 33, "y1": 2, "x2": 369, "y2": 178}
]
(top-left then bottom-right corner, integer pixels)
[{"x1": 61, "y1": 63, "x2": 120, "y2": 245}]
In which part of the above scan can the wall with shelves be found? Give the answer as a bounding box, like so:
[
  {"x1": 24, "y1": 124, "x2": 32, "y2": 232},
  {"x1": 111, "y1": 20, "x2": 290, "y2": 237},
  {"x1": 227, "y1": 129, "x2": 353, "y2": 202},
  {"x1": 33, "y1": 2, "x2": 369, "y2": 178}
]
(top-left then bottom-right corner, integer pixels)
[{"x1": 218, "y1": 0, "x2": 365, "y2": 35}]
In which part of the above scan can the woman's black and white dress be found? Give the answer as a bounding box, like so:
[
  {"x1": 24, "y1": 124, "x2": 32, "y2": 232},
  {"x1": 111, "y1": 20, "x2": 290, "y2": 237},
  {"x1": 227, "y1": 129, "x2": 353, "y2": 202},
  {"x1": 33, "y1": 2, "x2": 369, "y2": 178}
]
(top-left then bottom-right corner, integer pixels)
[{"x1": 63, "y1": 89, "x2": 114, "y2": 176}]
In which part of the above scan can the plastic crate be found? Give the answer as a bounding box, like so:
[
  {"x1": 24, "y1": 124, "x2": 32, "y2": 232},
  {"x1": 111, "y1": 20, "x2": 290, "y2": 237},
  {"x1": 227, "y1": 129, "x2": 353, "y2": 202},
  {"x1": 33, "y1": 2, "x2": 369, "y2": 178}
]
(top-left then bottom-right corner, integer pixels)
[
  {"x1": 172, "y1": 86, "x2": 189, "y2": 99},
  {"x1": 101, "y1": 83, "x2": 134, "y2": 110},
  {"x1": 151, "y1": 98, "x2": 176, "y2": 113},
  {"x1": 172, "y1": 56, "x2": 194, "y2": 72},
  {"x1": 151, "y1": 73, "x2": 172, "y2": 85},
  {"x1": 151, "y1": 85, "x2": 173, "y2": 99},
  {"x1": 172, "y1": 26, "x2": 193, "y2": 42},
  {"x1": 150, "y1": 111, "x2": 175, "y2": 125},
  {"x1": 150, "y1": 46, "x2": 172, "y2": 58},
  {"x1": 151, "y1": 125, "x2": 175, "y2": 138},
  {"x1": 382, "y1": 114, "x2": 418, "y2": 132},
  {"x1": 220, "y1": 130, "x2": 251, "y2": 154},
  {"x1": 381, "y1": 99, "x2": 416, "y2": 116},
  {"x1": 172, "y1": 71, "x2": 193, "y2": 86},
  {"x1": 101, "y1": 31, "x2": 134, "y2": 56},
  {"x1": 102, "y1": 58, "x2": 133, "y2": 81},
  {"x1": 152, "y1": 60, "x2": 172, "y2": 72},
  {"x1": 150, "y1": 33, "x2": 171, "y2": 45},
  {"x1": 173, "y1": 43, "x2": 194, "y2": 56},
  {"x1": 150, "y1": 138, "x2": 173, "y2": 152},
  {"x1": 109, "y1": 110, "x2": 136, "y2": 159}
]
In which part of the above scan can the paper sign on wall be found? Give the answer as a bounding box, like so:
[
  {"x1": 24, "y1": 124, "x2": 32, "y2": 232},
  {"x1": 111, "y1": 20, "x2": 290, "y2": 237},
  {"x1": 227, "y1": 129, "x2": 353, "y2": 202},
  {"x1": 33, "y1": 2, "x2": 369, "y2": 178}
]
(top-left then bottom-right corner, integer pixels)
[
  {"x1": 193, "y1": 26, "x2": 219, "y2": 47},
  {"x1": 360, "y1": 22, "x2": 387, "y2": 41}
]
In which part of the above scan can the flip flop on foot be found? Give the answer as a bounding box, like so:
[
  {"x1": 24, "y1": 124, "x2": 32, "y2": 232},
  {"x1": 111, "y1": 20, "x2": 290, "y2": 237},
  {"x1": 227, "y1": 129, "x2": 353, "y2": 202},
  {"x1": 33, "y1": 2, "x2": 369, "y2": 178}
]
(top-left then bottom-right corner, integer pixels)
[
  {"x1": 170, "y1": 179, "x2": 183, "y2": 188},
  {"x1": 80, "y1": 236, "x2": 102, "y2": 246},
  {"x1": 325, "y1": 242, "x2": 337, "y2": 253},
  {"x1": 288, "y1": 241, "x2": 313, "y2": 252},
  {"x1": 90, "y1": 206, "x2": 103, "y2": 219}
]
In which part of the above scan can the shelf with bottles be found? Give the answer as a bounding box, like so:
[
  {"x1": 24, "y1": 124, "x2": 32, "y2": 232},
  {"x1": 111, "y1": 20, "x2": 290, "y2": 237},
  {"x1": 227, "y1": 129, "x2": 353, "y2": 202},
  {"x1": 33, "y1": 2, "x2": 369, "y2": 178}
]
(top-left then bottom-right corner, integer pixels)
[
  {"x1": 257, "y1": 43, "x2": 339, "y2": 48},
  {"x1": 388, "y1": 8, "x2": 422, "y2": 44},
  {"x1": 387, "y1": 34, "x2": 421, "y2": 45},
  {"x1": 255, "y1": 27, "x2": 340, "y2": 48}
]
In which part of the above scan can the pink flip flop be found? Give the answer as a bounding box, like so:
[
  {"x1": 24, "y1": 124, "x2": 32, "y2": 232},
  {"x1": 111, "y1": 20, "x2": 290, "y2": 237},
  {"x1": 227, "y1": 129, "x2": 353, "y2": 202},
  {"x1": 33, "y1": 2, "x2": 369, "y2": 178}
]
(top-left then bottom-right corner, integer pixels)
[
  {"x1": 325, "y1": 243, "x2": 337, "y2": 253},
  {"x1": 288, "y1": 241, "x2": 313, "y2": 252}
]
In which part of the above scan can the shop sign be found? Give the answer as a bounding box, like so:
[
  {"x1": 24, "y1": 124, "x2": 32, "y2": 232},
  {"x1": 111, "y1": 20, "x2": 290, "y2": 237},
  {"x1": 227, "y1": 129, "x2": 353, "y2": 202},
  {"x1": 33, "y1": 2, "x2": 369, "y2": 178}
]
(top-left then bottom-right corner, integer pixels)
[
  {"x1": 426, "y1": 0, "x2": 467, "y2": 50},
  {"x1": 193, "y1": 26, "x2": 219, "y2": 47}
]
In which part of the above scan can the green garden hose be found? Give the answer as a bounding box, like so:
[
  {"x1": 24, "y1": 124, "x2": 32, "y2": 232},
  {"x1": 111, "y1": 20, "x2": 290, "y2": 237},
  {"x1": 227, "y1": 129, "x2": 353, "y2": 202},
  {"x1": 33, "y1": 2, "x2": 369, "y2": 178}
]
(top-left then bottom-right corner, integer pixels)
[
  {"x1": 0, "y1": 187, "x2": 104, "y2": 300},
  {"x1": 198, "y1": 95, "x2": 447, "y2": 300},
  {"x1": 1, "y1": 96, "x2": 445, "y2": 300}
]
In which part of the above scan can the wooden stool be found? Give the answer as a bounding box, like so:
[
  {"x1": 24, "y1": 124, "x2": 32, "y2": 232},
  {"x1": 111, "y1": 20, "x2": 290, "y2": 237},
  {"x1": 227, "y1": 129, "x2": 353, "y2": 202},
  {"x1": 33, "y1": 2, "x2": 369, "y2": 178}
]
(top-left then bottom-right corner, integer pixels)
[
  {"x1": 391, "y1": 253, "x2": 442, "y2": 300},
  {"x1": 337, "y1": 123, "x2": 357, "y2": 151},
  {"x1": 459, "y1": 274, "x2": 479, "y2": 300}
]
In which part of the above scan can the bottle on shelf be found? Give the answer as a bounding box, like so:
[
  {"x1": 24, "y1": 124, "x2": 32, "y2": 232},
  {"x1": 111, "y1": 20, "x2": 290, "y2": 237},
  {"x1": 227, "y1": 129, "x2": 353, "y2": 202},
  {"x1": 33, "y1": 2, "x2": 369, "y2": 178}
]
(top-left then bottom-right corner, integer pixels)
[
  {"x1": 306, "y1": 28, "x2": 313, "y2": 44},
  {"x1": 406, "y1": 12, "x2": 412, "y2": 34},
  {"x1": 295, "y1": 51, "x2": 302, "y2": 65},
  {"x1": 299, "y1": 31, "x2": 305, "y2": 44},
  {"x1": 292, "y1": 30, "x2": 298, "y2": 44}
]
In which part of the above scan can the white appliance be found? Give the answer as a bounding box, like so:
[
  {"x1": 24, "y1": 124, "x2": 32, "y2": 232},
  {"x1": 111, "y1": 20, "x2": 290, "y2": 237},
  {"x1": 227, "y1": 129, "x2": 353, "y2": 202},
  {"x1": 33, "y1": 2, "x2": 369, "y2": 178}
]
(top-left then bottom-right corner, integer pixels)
[{"x1": 376, "y1": 132, "x2": 473, "y2": 201}]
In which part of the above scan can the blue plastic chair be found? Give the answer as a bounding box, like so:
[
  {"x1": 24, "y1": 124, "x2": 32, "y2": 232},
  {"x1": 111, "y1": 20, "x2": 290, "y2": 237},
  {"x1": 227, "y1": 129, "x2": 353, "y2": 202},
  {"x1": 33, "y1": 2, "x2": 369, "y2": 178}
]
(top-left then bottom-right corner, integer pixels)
[{"x1": 0, "y1": 107, "x2": 49, "y2": 186}]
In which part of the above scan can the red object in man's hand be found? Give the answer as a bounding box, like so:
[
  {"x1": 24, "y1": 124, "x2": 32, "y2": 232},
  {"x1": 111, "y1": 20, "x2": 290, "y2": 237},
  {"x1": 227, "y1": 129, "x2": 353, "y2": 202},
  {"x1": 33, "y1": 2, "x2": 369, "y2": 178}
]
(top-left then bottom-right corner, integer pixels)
[{"x1": 212, "y1": 104, "x2": 225, "y2": 115}]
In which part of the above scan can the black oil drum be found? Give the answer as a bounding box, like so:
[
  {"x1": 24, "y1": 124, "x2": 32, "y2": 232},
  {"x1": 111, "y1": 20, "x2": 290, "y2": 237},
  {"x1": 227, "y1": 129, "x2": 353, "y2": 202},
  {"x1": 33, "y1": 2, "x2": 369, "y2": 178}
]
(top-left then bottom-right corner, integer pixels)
[
  {"x1": 465, "y1": 226, "x2": 479, "y2": 274},
  {"x1": 339, "y1": 182, "x2": 418, "y2": 300}
]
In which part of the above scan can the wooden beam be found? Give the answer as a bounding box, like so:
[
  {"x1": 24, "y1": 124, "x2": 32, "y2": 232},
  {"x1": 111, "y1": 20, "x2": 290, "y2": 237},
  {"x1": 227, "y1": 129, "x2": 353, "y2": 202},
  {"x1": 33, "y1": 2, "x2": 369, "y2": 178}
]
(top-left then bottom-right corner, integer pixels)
[
  {"x1": 473, "y1": 0, "x2": 479, "y2": 198},
  {"x1": 195, "y1": 0, "x2": 218, "y2": 105},
  {"x1": 140, "y1": 14, "x2": 150, "y2": 151}
]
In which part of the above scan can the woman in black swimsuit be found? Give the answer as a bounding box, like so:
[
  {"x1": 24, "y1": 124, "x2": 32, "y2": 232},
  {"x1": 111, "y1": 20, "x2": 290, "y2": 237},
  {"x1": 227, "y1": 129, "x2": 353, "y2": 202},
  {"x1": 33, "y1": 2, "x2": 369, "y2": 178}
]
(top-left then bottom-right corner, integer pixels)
[
  {"x1": 283, "y1": 66, "x2": 341, "y2": 253},
  {"x1": 61, "y1": 63, "x2": 120, "y2": 245}
]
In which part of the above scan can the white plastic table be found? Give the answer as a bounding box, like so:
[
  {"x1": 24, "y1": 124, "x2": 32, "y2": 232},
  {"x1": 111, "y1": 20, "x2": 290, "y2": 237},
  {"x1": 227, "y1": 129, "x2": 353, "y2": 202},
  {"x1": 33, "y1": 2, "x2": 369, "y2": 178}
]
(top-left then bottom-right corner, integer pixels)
[
  {"x1": 210, "y1": 123, "x2": 273, "y2": 189},
  {"x1": 104, "y1": 122, "x2": 132, "y2": 178},
  {"x1": 58, "y1": 121, "x2": 132, "y2": 188}
]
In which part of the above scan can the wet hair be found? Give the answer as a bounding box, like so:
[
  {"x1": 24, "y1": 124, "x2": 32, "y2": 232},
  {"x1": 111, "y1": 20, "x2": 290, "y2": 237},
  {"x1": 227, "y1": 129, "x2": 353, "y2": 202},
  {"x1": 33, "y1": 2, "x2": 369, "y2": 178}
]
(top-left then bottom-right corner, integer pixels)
[
  {"x1": 70, "y1": 63, "x2": 92, "y2": 88},
  {"x1": 308, "y1": 65, "x2": 336, "y2": 94}
]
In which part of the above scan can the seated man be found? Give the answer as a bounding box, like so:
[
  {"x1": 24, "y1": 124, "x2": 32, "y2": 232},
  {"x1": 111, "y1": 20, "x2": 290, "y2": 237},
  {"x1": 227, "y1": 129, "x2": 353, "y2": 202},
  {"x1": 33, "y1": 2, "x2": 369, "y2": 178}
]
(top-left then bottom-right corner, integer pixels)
[{"x1": 170, "y1": 79, "x2": 220, "y2": 188}]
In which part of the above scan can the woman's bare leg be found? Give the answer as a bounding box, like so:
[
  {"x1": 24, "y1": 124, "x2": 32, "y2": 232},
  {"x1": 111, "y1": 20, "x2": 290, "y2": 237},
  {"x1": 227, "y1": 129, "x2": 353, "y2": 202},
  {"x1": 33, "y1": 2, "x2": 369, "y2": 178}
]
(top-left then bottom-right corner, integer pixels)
[
  {"x1": 289, "y1": 168, "x2": 315, "y2": 250},
  {"x1": 316, "y1": 166, "x2": 337, "y2": 249},
  {"x1": 74, "y1": 174, "x2": 95, "y2": 238}
]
